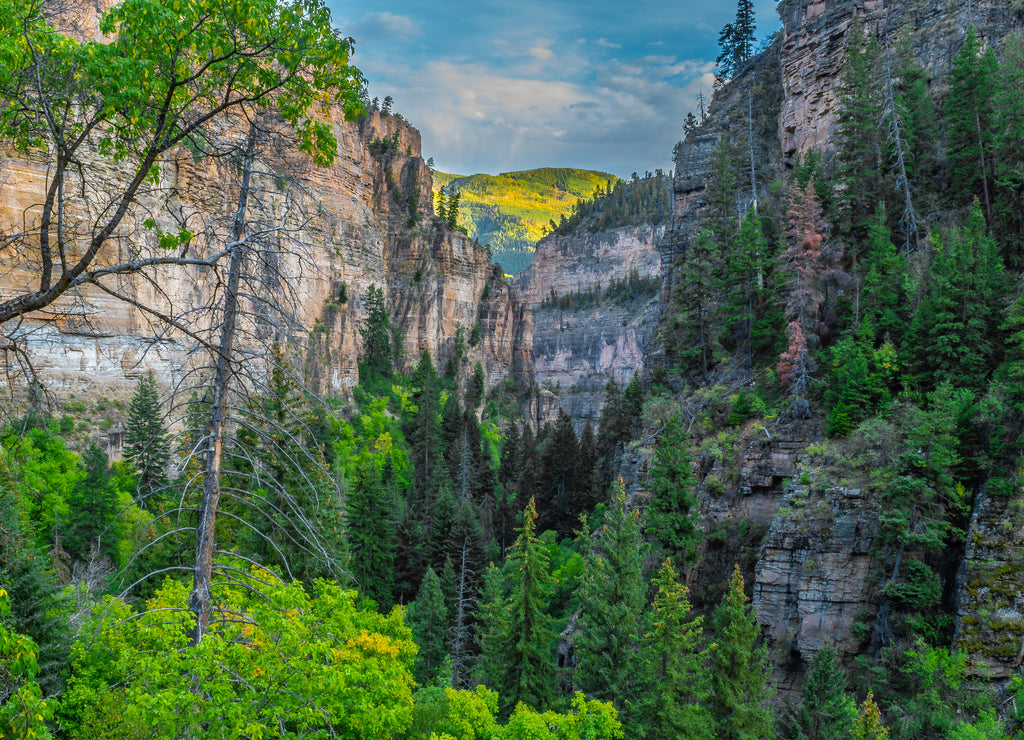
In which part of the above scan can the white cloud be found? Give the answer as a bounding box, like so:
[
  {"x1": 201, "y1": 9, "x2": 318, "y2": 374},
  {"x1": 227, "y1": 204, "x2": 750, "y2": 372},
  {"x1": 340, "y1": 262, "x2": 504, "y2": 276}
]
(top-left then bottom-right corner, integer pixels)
[
  {"x1": 352, "y1": 12, "x2": 422, "y2": 41},
  {"x1": 596, "y1": 38, "x2": 622, "y2": 49}
]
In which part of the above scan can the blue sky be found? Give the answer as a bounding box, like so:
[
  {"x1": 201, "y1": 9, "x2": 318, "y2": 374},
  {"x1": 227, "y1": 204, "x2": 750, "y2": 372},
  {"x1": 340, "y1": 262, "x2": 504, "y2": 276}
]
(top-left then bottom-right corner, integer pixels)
[{"x1": 329, "y1": 1, "x2": 781, "y2": 179}]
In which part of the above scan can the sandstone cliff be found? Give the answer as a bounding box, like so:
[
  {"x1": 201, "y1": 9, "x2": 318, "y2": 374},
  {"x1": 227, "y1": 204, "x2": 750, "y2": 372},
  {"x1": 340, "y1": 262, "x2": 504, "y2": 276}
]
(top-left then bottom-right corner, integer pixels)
[{"x1": 0, "y1": 107, "x2": 525, "y2": 407}]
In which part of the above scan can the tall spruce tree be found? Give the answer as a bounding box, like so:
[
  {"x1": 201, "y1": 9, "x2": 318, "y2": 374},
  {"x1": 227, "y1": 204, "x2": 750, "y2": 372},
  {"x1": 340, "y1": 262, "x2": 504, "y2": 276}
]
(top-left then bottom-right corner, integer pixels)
[
  {"x1": 638, "y1": 559, "x2": 713, "y2": 740},
  {"x1": 62, "y1": 444, "x2": 119, "y2": 563},
  {"x1": 347, "y1": 460, "x2": 396, "y2": 607},
  {"x1": 645, "y1": 415, "x2": 700, "y2": 567},
  {"x1": 945, "y1": 27, "x2": 998, "y2": 220},
  {"x1": 406, "y1": 566, "x2": 449, "y2": 686},
  {"x1": 479, "y1": 498, "x2": 555, "y2": 717},
  {"x1": 361, "y1": 284, "x2": 393, "y2": 379},
  {"x1": 994, "y1": 33, "x2": 1024, "y2": 268},
  {"x1": 717, "y1": 0, "x2": 756, "y2": 79},
  {"x1": 124, "y1": 370, "x2": 171, "y2": 506},
  {"x1": 574, "y1": 481, "x2": 645, "y2": 719},
  {"x1": 777, "y1": 645, "x2": 856, "y2": 740},
  {"x1": 710, "y1": 565, "x2": 774, "y2": 740}
]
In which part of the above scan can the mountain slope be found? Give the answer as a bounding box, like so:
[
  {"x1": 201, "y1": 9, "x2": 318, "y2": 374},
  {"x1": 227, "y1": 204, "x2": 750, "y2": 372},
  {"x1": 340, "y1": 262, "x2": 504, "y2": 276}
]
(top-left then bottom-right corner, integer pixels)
[{"x1": 432, "y1": 168, "x2": 619, "y2": 274}]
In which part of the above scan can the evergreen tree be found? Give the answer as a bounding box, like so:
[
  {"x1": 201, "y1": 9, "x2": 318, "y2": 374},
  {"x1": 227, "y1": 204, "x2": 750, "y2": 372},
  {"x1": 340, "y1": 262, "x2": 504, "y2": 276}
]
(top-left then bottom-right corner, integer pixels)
[
  {"x1": 994, "y1": 33, "x2": 1024, "y2": 269},
  {"x1": 905, "y1": 203, "x2": 1006, "y2": 389},
  {"x1": 777, "y1": 646, "x2": 856, "y2": 740},
  {"x1": 723, "y1": 209, "x2": 777, "y2": 362},
  {"x1": 346, "y1": 461, "x2": 396, "y2": 607},
  {"x1": 716, "y1": 0, "x2": 755, "y2": 79},
  {"x1": 574, "y1": 482, "x2": 645, "y2": 718},
  {"x1": 62, "y1": 443, "x2": 119, "y2": 563},
  {"x1": 638, "y1": 559, "x2": 713, "y2": 740},
  {"x1": 778, "y1": 183, "x2": 827, "y2": 396},
  {"x1": 406, "y1": 566, "x2": 448, "y2": 686},
  {"x1": 123, "y1": 370, "x2": 170, "y2": 506},
  {"x1": 709, "y1": 565, "x2": 774, "y2": 740},
  {"x1": 824, "y1": 337, "x2": 872, "y2": 437},
  {"x1": 361, "y1": 284, "x2": 393, "y2": 379},
  {"x1": 408, "y1": 351, "x2": 445, "y2": 511},
  {"x1": 536, "y1": 411, "x2": 579, "y2": 539},
  {"x1": 945, "y1": 27, "x2": 998, "y2": 219},
  {"x1": 482, "y1": 498, "x2": 555, "y2": 717},
  {"x1": 645, "y1": 415, "x2": 700, "y2": 567},
  {"x1": 667, "y1": 228, "x2": 720, "y2": 375},
  {"x1": 860, "y1": 205, "x2": 908, "y2": 345},
  {"x1": 852, "y1": 691, "x2": 889, "y2": 740},
  {"x1": 834, "y1": 24, "x2": 884, "y2": 243}
]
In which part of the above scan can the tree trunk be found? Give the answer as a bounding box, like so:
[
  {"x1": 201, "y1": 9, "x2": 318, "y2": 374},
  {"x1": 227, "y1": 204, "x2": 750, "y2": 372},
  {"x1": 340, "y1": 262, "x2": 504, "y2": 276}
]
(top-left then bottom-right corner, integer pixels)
[{"x1": 189, "y1": 123, "x2": 258, "y2": 645}]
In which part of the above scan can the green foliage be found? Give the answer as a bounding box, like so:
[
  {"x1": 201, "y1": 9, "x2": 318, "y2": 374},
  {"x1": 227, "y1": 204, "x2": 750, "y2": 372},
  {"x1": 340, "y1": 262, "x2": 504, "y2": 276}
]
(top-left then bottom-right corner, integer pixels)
[
  {"x1": 645, "y1": 416, "x2": 701, "y2": 566},
  {"x1": 61, "y1": 443, "x2": 119, "y2": 564},
  {"x1": 478, "y1": 499, "x2": 555, "y2": 717},
  {"x1": 574, "y1": 483, "x2": 645, "y2": 717},
  {"x1": 710, "y1": 565, "x2": 774, "y2": 740},
  {"x1": 0, "y1": 587, "x2": 54, "y2": 740},
  {"x1": 551, "y1": 172, "x2": 672, "y2": 237},
  {"x1": 362, "y1": 284, "x2": 396, "y2": 380},
  {"x1": 407, "y1": 567, "x2": 449, "y2": 686},
  {"x1": 636, "y1": 559, "x2": 713, "y2": 740},
  {"x1": 123, "y1": 371, "x2": 170, "y2": 506},
  {"x1": 59, "y1": 574, "x2": 416, "y2": 738},
  {"x1": 777, "y1": 646, "x2": 856, "y2": 740}
]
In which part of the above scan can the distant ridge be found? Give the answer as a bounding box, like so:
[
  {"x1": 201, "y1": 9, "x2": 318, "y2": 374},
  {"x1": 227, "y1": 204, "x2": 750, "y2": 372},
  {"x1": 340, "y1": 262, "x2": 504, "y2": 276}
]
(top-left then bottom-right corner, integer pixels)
[{"x1": 432, "y1": 167, "x2": 619, "y2": 274}]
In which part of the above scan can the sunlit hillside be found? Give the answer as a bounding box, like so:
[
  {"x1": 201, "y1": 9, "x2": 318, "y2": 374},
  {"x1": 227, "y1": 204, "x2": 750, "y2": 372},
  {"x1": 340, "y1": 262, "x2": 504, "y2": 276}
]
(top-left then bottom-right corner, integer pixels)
[{"x1": 432, "y1": 168, "x2": 619, "y2": 274}]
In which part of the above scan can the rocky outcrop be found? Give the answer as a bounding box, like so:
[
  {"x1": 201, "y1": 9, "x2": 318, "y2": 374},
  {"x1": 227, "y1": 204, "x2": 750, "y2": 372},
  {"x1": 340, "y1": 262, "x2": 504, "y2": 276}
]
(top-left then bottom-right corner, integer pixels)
[
  {"x1": 753, "y1": 485, "x2": 879, "y2": 674},
  {"x1": 954, "y1": 487, "x2": 1024, "y2": 679},
  {"x1": 515, "y1": 225, "x2": 664, "y2": 426}
]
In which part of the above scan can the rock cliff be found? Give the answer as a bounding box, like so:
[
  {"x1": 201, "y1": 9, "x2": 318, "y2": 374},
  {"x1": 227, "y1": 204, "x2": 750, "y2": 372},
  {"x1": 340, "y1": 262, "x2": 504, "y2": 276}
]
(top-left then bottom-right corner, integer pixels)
[
  {"x1": 514, "y1": 224, "x2": 664, "y2": 427},
  {"x1": 0, "y1": 106, "x2": 525, "y2": 406}
]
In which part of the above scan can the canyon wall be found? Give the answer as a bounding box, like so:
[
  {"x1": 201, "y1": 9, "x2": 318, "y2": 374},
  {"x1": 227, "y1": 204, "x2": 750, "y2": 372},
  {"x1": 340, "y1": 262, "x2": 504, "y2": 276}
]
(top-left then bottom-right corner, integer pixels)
[
  {"x1": 0, "y1": 107, "x2": 525, "y2": 408},
  {"x1": 514, "y1": 224, "x2": 664, "y2": 427}
]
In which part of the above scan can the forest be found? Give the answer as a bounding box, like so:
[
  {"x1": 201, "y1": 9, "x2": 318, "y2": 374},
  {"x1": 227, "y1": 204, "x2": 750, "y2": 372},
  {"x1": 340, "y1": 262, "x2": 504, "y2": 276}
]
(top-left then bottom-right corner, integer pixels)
[{"x1": 2, "y1": 0, "x2": 1024, "y2": 733}]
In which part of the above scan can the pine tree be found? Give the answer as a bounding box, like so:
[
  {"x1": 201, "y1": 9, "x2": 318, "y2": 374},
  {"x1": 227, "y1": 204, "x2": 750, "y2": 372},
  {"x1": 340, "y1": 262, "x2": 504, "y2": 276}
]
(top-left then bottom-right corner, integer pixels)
[
  {"x1": 408, "y1": 351, "x2": 445, "y2": 511},
  {"x1": 407, "y1": 566, "x2": 449, "y2": 686},
  {"x1": 63, "y1": 444, "x2": 119, "y2": 563},
  {"x1": 536, "y1": 411, "x2": 579, "y2": 539},
  {"x1": 834, "y1": 23, "x2": 884, "y2": 243},
  {"x1": 484, "y1": 498, "x2": 555, "y2": 717},
  {"x1": 825, "y1": 337, "x2": 872, "y2": 437},
  {"x1": 723, "y1": 209, "x2": 777, "y2": 362},
  {"x1": 346, "y1": 460, "x2": 396, "y2": 607},
  {"x1": 777, "y1": 646, "x2": 856, "y2": 740},
  {"x1": 124, "y1": 370, "x2": 170, "y2": 506},
  {"x1": 361, "y1": 284, "x2": 393, "y2": 379},
  {"x1": 638, "y1": 559, "x2": 714, "y2": 740},
  {"x1": 668, "y1": 228, "x2": 720, "y2": 375},
  {"x1": 709, "y1": 565, "x2": 774, "y2": 740},
  {"x1": 646, "y1": 415, "x2": 700, "y2": 567},
  {"x1": 851, "y1": 691, "x2": 889, "y2": 740},
  {"x1": 716, "y1": 0, "x2": 756, "y2": 79},
  {"x1": 945, "y1": 27, "x2": 998, "y2": 219},
  {"x1": 860, "y1": 205, "x2": 907, "y2": 345},
  {"x1": 574, "y1": 481, "x2": 645, "y2": 719},
  {"x1": 994, "y1": 33, "x2": 1024, "y2": 269},
  {"x1": 906, "y1": 203, "x2": 1006, "y2": 389},
  {"x1": 777, "y1": 183, "x2": 826, "y2": 396}
]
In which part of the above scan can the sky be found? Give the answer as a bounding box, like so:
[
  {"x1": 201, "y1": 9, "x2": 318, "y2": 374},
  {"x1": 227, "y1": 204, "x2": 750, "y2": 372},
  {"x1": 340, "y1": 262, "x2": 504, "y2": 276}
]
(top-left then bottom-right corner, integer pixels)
[{"x1": 328, "y1": 1, "x2": 782, "y2": 179}]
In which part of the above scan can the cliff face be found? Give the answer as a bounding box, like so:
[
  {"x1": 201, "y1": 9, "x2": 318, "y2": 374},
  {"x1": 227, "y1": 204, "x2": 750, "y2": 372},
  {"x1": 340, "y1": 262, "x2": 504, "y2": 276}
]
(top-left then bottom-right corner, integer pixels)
[
  {"x1": 0, "y1": 106, "x2": 524, "y2": 404},
  {"x1": 514, "y1": 225, "x2": 664, "y2": 426}
]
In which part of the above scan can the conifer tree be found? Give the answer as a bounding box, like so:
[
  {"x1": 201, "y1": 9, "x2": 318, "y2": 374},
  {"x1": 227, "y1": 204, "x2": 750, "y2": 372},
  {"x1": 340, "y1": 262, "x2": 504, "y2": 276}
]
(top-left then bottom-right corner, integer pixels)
[
  {"x1": 408, "y1": 351, "x2": 445, "y2": 511},
  {"x1": 723, "y1": 209, "x2": 777, "y2": 362},
  {"x1": 638, "y1": 559, "x2": 713, "y2": 740},
  {"x1": 994, "y1": 33, "x2": 1024, "y2": 268},
  {"x1": 945, "y1": 27, "x2": 997, "y2": 219},
  {"x1": 834, "y1": 23, "x2": 884, "y2": 242},
  {"x1": 709, "y1": 565, "x2": 774, "y2": 740},
  {"x1": 852, "y1": 691, "x2": 889, "y2": 740},
  {"x1": 668, "y1": 228, "x2": 720, "y2": 375},
  {"x1": 777, "y1": 645, "x2": 856, "y2": 740},
  {"x1": 905, "y1": 203, "x2": 1006, "y2": 388},
  {"x1": 63, "y1": 444, "x2": 119, "y2": 563},
  {"x1": 361, "y1": 284, "x2": 393, "y2": 379},
  {"x1": 778, "y1": 183, "x2": 826, "y2": 396},
  {"x1": 861, "y1": 205, "x2": 907, "y2": 344},
  {"x1": 716, "y1": 0, "x2": 756, "y2": 79},
  {"x1": 347, "y1": 460, "x2": 396, "y2": 607},
  {"x1": 575, "y1": 481, "x2": 645, "y2": 718},
  {"x1": 646, "y1": 415, "x2": 700, "y2": 567},
  {"x1": 407, "y1": 566, "x2": 448, "y2": 686},
  {"x1": 124, "y1": 370, "x2": 170, "y2": 506},
  {"x1": 479, "y1": 498, "x2": 555, "y2": 717}
]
